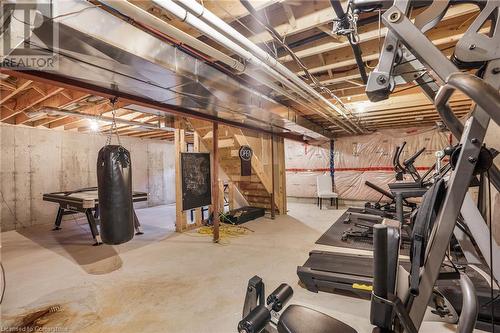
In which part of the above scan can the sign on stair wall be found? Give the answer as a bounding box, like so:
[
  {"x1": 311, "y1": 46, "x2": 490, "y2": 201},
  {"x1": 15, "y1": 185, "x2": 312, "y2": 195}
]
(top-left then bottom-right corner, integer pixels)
[{"x1": 239, "y1": 146, "x2": 253, "y2": 176}]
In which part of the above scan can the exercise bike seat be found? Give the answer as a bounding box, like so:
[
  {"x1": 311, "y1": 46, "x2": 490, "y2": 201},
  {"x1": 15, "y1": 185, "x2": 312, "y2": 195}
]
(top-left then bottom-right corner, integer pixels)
[{"x1": 277, "y1": 305, "x2": 357, "y2": 333}]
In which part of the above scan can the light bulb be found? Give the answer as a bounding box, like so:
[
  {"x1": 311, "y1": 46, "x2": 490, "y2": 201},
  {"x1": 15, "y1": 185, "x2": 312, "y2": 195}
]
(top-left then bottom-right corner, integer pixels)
[{"x1": 89, "y1": 120, "x2": 99, "y2": 132}]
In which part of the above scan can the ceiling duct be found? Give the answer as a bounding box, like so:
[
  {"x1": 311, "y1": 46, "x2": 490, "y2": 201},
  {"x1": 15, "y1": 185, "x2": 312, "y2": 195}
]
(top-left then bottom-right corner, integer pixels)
[{"x1": 2, "y1": 0, "x2": 333, "y2": 140}]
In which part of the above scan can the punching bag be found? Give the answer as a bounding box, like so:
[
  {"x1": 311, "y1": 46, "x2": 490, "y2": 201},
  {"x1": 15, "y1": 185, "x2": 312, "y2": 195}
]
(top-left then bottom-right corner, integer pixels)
[{"x1": 97, "y1": 145, "x2": 134, "y2": 245}]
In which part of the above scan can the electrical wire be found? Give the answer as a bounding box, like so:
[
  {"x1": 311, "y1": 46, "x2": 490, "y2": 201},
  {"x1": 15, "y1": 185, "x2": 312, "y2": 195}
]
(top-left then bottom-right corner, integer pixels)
[
  {"x1": 0, "y1": 191, "x2": 19, "y2": 304},
  {"x1": 10, "y1": 5, "x2": 102, "y2": 26},
  {"x1": 0, "y1": 191, "x2": 18, "y2": 227},
  {"x1": 185, "y1": 222, "x2": 254, "y2": 245},
  {"x1": 0, "y1": 263, "x2": 5, "y2": 304}
]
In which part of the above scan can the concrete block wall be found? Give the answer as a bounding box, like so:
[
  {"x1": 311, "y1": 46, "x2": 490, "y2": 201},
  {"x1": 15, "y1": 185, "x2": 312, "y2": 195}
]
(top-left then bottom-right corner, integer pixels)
[{"x1": 0, "y1": 124, "x2": 175, "y2": 231}]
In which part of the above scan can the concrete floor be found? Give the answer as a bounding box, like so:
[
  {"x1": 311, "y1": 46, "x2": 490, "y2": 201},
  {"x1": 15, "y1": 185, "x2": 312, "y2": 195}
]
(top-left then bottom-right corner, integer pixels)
[{"x1": 1, "y1": 202, "x2": 471, "y2": 332}]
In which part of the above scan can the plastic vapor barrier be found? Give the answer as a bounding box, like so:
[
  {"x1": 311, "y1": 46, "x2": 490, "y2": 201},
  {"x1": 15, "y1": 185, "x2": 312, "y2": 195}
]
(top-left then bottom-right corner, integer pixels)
[{"x1": 286, "y1": 127, "x2": 452, "y2": 201}]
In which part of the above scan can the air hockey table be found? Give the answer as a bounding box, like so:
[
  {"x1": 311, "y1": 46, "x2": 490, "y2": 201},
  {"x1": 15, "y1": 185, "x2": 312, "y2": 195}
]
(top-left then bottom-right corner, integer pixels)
[{"x1": 43, "y1": 187, "x2": 148, "y2": 245}]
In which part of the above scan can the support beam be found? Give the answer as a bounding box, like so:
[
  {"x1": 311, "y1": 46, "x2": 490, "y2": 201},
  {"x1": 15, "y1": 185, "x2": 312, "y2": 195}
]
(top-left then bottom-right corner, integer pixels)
[
  {"x1": 282, "y1": 3, "x2": 296, "y2": 29},
  {"x1": 270, "y1": 132, "x2": 276, "y2": 219},
  {"x1": 212, "y1": 122, "x2": 220, "y2": 242},
  {"x1": 175, "y1": 119, "x2": 187, "y2": 232},
  {"x1": 0, "y1": 79, "x2": 16, "y2": 90},
  {"x1": 16, "y1": 91, "x2": 90, "y2": 125},
  {"x1": 1, "y1": 85, "x2": 64, "y2": 122},
  {"x1": 317, "y1": 25, "x2": 344, "y2": 42},
  {"x1": 248, "y1": 3, "x2": 344, "y2": 44},
  {"x1": 0, "y1": 79, "x2": 32, "y2": 105},
  {"x1": 278, "y1": 4, "x2": 477, "y2": 63}
]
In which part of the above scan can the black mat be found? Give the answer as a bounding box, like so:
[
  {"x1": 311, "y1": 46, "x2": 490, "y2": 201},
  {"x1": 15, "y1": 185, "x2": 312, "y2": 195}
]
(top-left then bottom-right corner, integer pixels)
[{"x1": 316, "y1": 207, "x2": 410, "y2": 255}]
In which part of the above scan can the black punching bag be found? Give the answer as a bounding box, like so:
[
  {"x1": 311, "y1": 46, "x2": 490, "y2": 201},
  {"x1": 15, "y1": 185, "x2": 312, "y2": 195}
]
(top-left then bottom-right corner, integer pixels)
[{"x1": 97, "y1": 145, "x2": 134, "y2": 245}]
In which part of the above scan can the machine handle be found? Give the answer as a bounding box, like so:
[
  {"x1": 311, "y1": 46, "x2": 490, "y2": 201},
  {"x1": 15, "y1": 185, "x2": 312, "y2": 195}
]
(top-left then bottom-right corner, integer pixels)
[
  {"x1": 365, "y1": 181, "x2": 395, "y2": 200},
  {"x1": 392, "y1": 145, "x2": 401, "y2": 170},
  {"x1": 393, "y1": 142, "x2": 407, "y2": 173},
  {"x1": 435, "y1": 73, "x2": 500, "y2": 131},
  {"x1": 266, "y1": 284, "x2": 293, "y2": 312},
  {"x1": 456, "y1": 273, "x2": 478, "y2": 333},
  {"x1": 370, "y1": 224, "x2": 393, "y2": 330},
  {"x1": 238, "y1": 305, "x2": 271, "y2": 333},
  {"x1": 403, "y1": 147, "x2": 426, "y2": 167}
]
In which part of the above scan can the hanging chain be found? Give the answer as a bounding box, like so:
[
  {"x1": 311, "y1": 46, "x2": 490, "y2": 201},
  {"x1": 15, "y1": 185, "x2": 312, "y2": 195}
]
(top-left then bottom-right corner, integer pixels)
[{"x1": 106, "y1": 97, "x2": 121, "y2": 146}]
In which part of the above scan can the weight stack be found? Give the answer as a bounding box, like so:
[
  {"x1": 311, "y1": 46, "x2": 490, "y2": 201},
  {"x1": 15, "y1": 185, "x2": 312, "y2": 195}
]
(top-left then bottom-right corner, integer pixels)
[{"x1": 97, "y1": 145, "x2": 134, "y2": 245}]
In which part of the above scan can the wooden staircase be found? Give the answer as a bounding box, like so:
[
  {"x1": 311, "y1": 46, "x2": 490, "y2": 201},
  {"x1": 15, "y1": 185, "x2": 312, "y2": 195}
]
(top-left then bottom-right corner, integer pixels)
[{"x1": 189, "y1": 119, "x2": 278, "y2": 212}]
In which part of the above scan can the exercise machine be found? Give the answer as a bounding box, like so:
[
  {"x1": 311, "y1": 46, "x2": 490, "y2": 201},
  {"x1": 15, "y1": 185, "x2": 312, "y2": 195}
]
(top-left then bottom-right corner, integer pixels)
[
  {"x1": 241, "y1": 0, "x2": 500, "y2": 331},
  {"x1": 343, "y1": 143, "x2": 452, "y2": 243},
  {"x1": 393, "y1": 142, "x2": 425, "y2": 182},
  {"x1": 238, "y1": 276, "x2": 357, "y2": 333},
  {"x1": 352, "y1": 0, "x2": 500, "y2": 330}
]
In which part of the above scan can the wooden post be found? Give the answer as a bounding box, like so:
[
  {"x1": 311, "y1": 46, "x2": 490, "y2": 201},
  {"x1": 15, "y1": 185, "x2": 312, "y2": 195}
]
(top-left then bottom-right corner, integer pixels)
[
  {"x1": 330, "y1": 139, "x2": 335, "y2": 191},
  {"x1": 194, "y1": 132, "x2": 203, "y2": 227},
  {"x1": 270, "y1": 133, "x2": 276, "y2": 219},
  {"x1": 212, "y1": 122, "x2": 220, "y2": 242},
  {"x1": 174, "y1": 119, "x2": 187, "y2": 232},
  {"x1": 228, "y1": 181, "x2": 235, "y2": 211},
  {"x1": 276, "y1": 136, "x2": 287, "y2": 215}
]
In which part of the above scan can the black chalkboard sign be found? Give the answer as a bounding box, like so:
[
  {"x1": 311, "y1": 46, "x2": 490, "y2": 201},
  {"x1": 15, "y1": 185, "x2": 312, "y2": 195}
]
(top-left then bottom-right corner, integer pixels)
[{"x1": 181, "y1": 152, "x2": 211, "y2": 211}]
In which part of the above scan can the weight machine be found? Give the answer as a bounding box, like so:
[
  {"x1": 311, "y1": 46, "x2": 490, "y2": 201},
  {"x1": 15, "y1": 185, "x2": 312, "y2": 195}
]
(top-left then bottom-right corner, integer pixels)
[
  {"x1": 239, "y1": 0, "x2": 500, "y2": 332},
  {"x1": 351, "y1": 0, "x2": 500, "y2": 331}
]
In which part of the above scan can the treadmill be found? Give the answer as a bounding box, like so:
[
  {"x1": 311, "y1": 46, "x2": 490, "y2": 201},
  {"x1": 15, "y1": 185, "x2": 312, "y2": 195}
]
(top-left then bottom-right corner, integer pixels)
[
  {"x1": 297, "y1": 145, "x2": 499, "y2": 328},
  {"x1": 297, "y1": 250, "x2": 499, "y2": 329},
  {"x1": 298, "y1": 250, "x2": 410, "y2": 296}
]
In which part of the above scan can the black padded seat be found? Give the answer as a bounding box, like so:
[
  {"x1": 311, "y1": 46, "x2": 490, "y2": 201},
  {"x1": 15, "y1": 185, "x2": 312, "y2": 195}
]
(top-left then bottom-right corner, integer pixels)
[{"x1": 277, "y1": 305, "x2": 357, "y2": 333}]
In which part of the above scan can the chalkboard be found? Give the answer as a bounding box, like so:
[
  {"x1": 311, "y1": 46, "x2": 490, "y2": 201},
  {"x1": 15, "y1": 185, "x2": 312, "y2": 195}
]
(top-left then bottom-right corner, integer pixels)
[{"x1": 181, "y1": 152, "x2": 211, "y2": 211}]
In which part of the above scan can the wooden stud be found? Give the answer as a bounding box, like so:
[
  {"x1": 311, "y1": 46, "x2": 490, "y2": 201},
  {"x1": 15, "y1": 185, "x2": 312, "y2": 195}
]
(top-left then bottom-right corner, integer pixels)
[
  {"x1": 193, "y1": 131, "x2": 203, "y2": 227},
  {"x1": 276, "y1": 136, "x2": 287, "y2": 214},
  {"x1": 270, "y1": 133, "x2": 276, "y2": 219},
  {"x1": 1, "y1": 85, "x2": 64, "y2": 122},
  {"x1": 212, "y1": 122, "x2": 220, "y2": 242},
  {"x1": 0, "y1": 79, "x2": 32, "y2": 105},
  {"x1": 228, "y1": 181, "x2": 235, "y2": 211},
  {"x1": 174, "y1": 118, "x2": 188, "y2": 232}
]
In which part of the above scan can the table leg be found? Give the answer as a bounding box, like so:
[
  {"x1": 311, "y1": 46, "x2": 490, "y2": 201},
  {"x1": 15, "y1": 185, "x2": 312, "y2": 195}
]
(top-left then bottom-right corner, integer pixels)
[
  {"x1": 336, "y1": 198, "x2": 339, "y2": 209},
  {"x1": 85, "y1": 209, "x2": 102, "y2": 246},
  {"x1": 52, "y1": 207, "x2": 64, "y2": 231},
  {"x1": 133, "y1": 210, "x2": 144, "y2": 235}
]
